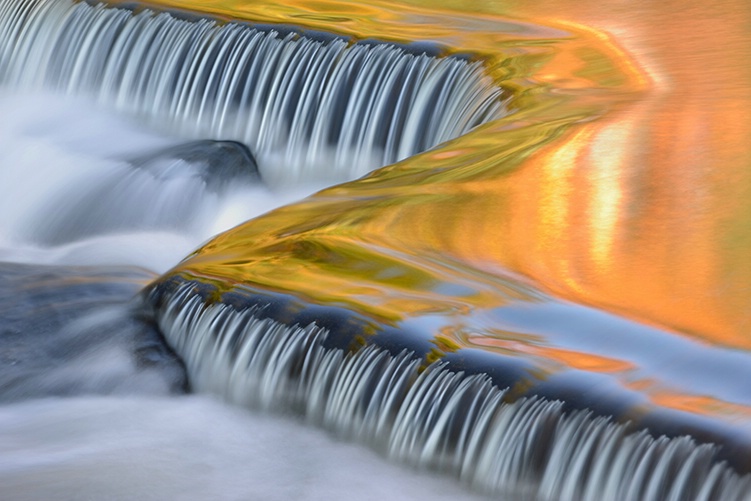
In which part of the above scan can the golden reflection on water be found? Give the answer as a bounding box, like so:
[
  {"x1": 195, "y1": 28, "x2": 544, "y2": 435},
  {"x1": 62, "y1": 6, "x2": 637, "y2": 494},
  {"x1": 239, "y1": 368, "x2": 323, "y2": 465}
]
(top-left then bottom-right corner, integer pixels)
[{"x1": 130, "y1": 0, "x2": 751, "y2": 425}]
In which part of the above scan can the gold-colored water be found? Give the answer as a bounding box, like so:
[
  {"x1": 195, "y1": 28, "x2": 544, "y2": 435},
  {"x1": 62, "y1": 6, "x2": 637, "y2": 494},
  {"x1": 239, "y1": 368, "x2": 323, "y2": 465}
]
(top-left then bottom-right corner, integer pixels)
[{"x1": 126, "y1": 0, "x2": 751, "y2": 430}]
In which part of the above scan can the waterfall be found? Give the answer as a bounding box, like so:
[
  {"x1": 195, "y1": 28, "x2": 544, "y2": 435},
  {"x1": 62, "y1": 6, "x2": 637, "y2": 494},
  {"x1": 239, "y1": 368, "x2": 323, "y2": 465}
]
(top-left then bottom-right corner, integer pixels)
[
  {"x1": 0, "y1": 0, "x2": 506, "y2": 185},
  {"x1": 151, "y1": 282, "x2": 751, "y2": 501}
]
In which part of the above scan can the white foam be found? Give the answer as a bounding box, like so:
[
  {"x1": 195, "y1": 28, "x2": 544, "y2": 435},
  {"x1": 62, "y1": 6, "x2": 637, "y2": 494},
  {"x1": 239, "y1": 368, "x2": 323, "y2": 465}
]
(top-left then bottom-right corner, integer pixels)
[
  {"x1": 0, "y1": 90, "x2": 323, "y2": 273},
  {"x1": 0, "y1": 395, "x2": 486, "y2": 501}
]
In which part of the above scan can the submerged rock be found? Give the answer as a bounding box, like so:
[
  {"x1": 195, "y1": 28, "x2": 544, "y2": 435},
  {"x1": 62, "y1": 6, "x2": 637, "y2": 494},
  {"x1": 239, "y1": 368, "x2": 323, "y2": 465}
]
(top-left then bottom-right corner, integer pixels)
[
  {"x1": 28, "y1": 140, "x2": 260, "y2": 246},
  {"x1": 128, "y1": 140, "x2": 261, "y2": 192},
  {"x1": 0, "y1": 262, "x2": 187, "y2": 400}
]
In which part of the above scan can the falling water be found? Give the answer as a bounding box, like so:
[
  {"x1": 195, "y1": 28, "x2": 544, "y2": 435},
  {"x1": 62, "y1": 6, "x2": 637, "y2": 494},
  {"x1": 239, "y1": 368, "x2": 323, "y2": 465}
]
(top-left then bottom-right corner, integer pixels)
[
  {"x1": 0, "y1": 11, "x2": 494, "y2": 501},
  {"x1": 149, "y1": 281, "x2": 751, "y2": 500},
  {"x1": 0, "y1": 1, "x2": 509, "y2": 499},
  {"x1": 0, "y1": 0, "x2": 505, "y2": 185}
]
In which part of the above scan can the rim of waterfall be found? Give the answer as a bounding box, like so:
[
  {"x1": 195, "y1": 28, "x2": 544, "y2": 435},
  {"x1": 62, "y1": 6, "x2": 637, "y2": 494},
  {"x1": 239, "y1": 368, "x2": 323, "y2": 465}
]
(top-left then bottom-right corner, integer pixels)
[{"x1": 2, "y1": 0, "x2": 750, "y2": 500}]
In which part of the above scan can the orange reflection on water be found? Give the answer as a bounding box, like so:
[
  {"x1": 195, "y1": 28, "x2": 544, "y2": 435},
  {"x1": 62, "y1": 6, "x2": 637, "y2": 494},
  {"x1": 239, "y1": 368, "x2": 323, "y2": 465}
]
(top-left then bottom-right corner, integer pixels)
[
  {"x1": 467, "y1": 331, "x2": 634, "y2": 375},
  {"x1": 624, "y1": 381, "x2": 751, "y2": 422},
  {"x1": 493, "y1": 1, "x2": 751, "y2": 347},
  {"x1": 138, "y1": 0, "x2": 751, "y2": 425}
]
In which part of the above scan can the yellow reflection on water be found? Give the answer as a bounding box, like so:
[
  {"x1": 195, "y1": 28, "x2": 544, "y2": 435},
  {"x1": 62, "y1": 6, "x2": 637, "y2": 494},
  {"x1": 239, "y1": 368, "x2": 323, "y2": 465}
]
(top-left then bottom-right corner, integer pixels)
[
  {"x1": 128, "y1": 0, "x2": 751, "y2": 424},
  {"x1": 586, "y1": 121, "x2": 630, "y2": 270}
]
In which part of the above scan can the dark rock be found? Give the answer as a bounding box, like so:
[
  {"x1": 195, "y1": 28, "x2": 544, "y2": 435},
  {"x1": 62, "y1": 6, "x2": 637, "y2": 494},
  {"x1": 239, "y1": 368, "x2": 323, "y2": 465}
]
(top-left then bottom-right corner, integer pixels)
[
  {"x1": 0, "y1": 262, "x2": 187, "y2": 401},
  {"x1": 128, "y1": 140, "x2": 261, "y2": 192},
  {"x1": 28, "y1": 140, "x2": 261, "y2": 245}
]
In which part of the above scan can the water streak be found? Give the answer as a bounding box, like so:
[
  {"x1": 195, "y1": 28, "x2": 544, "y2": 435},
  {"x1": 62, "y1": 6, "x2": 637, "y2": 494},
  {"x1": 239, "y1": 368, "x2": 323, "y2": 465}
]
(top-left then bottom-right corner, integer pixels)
[
  {"x1": 0, "y1": 0, "x2": 505, "y2": 185},
  {"x1": 153, "y1": 282, "x2": 751, "y2": 500}
]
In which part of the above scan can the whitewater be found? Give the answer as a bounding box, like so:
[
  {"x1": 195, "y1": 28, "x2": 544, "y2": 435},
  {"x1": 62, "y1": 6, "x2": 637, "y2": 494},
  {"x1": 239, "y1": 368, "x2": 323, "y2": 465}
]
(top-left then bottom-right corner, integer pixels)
[{"x1": 0, "y1": 90, "x2": 487, "y2": 500}]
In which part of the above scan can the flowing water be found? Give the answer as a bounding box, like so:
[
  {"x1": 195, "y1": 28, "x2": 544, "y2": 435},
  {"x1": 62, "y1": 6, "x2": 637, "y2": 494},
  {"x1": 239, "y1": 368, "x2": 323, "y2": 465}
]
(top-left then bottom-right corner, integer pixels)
[
  {"x1": 1, "y1": 0, "x2": 504, "y2": 185},
  {"x1": 0, "y1": 1, "x2": 502, "y2": 499},
  {"x1": 1, "y1": 0, "x2": 751, "y2": 499},
  {"x1": 0, "y1": 90, "x2": 463, "y2": 500}
]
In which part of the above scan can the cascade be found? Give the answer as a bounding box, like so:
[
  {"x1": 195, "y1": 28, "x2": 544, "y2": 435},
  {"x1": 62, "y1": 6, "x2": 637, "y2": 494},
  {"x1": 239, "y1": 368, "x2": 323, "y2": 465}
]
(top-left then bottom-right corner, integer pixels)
[
  {"x1": 146, "y1": 279, "x2": 751, "y2": 500},
  {"x1": 0, "y1": 0, "x2": 506, "y2": 185}
]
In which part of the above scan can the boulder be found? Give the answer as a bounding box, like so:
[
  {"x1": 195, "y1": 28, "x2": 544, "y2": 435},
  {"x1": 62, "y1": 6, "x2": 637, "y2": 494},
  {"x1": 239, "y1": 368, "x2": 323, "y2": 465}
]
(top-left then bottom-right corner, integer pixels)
[{"x1": 0, "y1": 262, "x2": 187, "y2": 400}]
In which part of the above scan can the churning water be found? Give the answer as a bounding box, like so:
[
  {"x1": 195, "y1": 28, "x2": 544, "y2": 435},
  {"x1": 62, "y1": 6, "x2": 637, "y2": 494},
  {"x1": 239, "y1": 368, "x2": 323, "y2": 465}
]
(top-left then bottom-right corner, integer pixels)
[
  {"x1": 0, "y1": 395, "x2": 489, "y2": 501},
  {"x1": 0, "y1": 90, "x2": 326, "y2": 271},
  {"x1": 0, "y1": 57, "x2": 488, "y2": 501}
]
